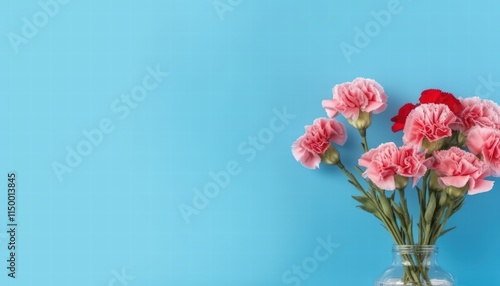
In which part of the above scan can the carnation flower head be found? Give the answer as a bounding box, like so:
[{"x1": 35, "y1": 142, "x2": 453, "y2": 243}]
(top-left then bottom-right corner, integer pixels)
[
  {"x1": 322, "y1": 78, "x2": 388, "y2": 124},
  {"x1": 433, "y1": 147, "x2": 494, "y2": 195},
  {"x1": 419, "y1": 89, "x2": 462, "y2": 114},
  {"x1": 392, "y1": 89, "x2": 461, "y2": 132},
  {"x1": 292, "y1": 118, "x2": 347, "y2": 169},
  {"x1": 467, "y1": 126, "x2": 500, "y2": 176},
  {"x1": 452, "y1": 97, "x2": 500, "y2": 133},
  {"x1": 359, "y1": 143, "x2": 431, "y2": 190},
  {"x1": 403, "y1": 103, "x2": 456, "y2": 151}
]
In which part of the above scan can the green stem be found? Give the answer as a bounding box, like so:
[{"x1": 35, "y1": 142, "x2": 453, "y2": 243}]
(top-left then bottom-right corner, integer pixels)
[
  {"x1": 337, "y1": 161, "x2": 370, "y2": 198},
  {"x1": 429, "y1": 193, "x2": 446, "y2": 244},
  {"x1": 398, "y1": 188, "x2": 414, "y2": 245},
  {"x1": 418, "y1": 171, "x2": 430, "y2": 245},
  {"x1": 359, "y1": 128, "x2": 369, "y2": 152},
  {"x1": 413, "y1": 172, "x2": 434, "y2": 284},
  {"x1": 338, "y1": 163, "x2": 430, "y2": 284},
  {"x1": 336, "y1": 162, "x2": 403, "y2": 245},
  {"x1": 430, "y1": 201, "x2": 454, "y2": 245}
]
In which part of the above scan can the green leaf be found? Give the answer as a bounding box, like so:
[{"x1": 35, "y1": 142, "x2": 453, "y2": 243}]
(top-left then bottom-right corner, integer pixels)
[
  {"x1": 407, "y1": 217, "x2": 414, "y2": 236},
  {"x1": 348, "y1": 180, "x2": 366, "y2": 194},
  {"x1": 364, "y1": 179, "x2": 379, "y2": 191},
  {"x1": 352, "y1": 195, "x2": 369, "y2": 204},
  {"x1": 390, "y1": 200, "x2": 404, "y2": 217},
  {"x1": 424, "y1": 224, "x2": 431, "y2": 240},
  {"x1": 357, "y1": 205, "x2": 377, "y2": 215},
  {"x1": 452, "y1": 197, "x2": 466, "y2": 214},
  {"x1": 440, "y1": 226, "x2": 457, "y2": 237},
  {"x1": 378, "y1": 193, "x2": 394, "y2": 219},
  {"x1": 425, "y1": 192, "x2": 437, "y2": 223}
]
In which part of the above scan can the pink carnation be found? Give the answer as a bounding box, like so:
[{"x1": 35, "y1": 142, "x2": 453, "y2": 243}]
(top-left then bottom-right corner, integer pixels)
[
  {"x1": 466, "y1": 127, "x2": 500, "y2": 176},
  {"x1": 292, "y1": 118, "x2": 347, "y2": 169},
  {"x1": 403, "y1": 103, "x2": 456, "y2": 149},
  {"x1": 358, "y1": 143, "x2": 430, "y2": 190},
  {"x1": 452, "y1": 97, "x2": 500, "y2": 133},
  {"x1": 322, "y1": 78, "x2": 388, "y2": 120},
  {"x1": 392, "y1": 145, "x2": 433, "y2": 187},
  {"x1": 433, "y1": 147, "x2": 494, "y2": 195}
]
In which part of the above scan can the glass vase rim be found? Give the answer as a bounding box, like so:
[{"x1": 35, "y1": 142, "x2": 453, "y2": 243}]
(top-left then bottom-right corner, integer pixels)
[{"x1": 392, "y1": 245, "x2": 438, "y2": 253}]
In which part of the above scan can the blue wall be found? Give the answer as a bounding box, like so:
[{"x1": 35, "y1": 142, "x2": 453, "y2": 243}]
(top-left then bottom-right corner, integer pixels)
[{"x1": 1, "y1": 0, "x2": 499, "y2": 285}]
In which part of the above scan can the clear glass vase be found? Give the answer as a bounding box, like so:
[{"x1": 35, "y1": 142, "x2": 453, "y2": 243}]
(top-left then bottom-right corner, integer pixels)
[{"x1": 375, "y1": 245, "x2": 454, "y2": 286}]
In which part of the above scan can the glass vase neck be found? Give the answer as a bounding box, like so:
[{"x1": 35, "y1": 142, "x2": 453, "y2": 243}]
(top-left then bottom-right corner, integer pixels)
[
  {"x1": 393, "y1": 245, "x2": 437, "y2": 254},
  {"x1": 392, "y1": 245, "x2": 438, "y2": 268},
  {"x1": 376, "y1": 245, "x2": 454, "y2": 285}
]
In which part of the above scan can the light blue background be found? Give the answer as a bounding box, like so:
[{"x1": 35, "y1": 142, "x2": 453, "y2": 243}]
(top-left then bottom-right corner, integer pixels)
[{"x1": 1, "y1": 0, "x2": 499, "y2": 285}]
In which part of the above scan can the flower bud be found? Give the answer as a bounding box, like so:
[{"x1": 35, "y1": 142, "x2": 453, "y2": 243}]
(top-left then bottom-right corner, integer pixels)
[
  {"x1": 428, "y1": 171, "x2": 443, "y2": 191},
  {"x1": 444, "y1": 184, "x2": 468, "y2": 199},
  {"x1": 321, "y1": 145, "x2": 341, "y2": 165},
  {"x1": 394, "y1": 175, "x2": 409, "y2": 189},
  {"x1": 439, "y1": 191, "x2": 448, "y2": 206},
  {"x1": 422, "y1": 138, "x2": 445, "y2": 153},
  {"x1": 347, "y1": 111, "x2": 372, "y2": 129},
  {"x1": 457, "y1": 132, "x2": 467, "y2": 147}
]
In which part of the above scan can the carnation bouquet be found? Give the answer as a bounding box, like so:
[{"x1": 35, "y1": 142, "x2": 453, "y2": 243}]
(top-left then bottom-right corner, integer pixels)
[{"x1": 292, "y1": 78, "x2": 499, "y2": 285}]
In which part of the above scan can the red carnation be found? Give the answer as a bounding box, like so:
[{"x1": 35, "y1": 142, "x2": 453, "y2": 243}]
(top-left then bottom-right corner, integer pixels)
[
  {"x1": 391, "y1": 89, "x2": 462, "y2": 132},
  {"x1": 419, "y1": 89, "x2": 462, "y2": 114},
  {"x1": 391, "y1": 103, "x2": 420, "y2": 132}
]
